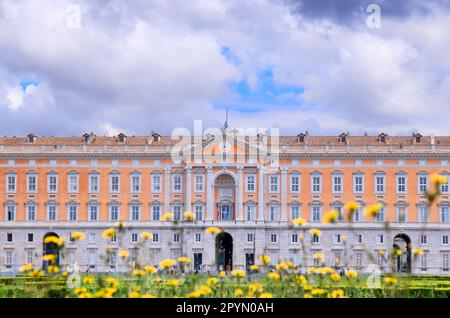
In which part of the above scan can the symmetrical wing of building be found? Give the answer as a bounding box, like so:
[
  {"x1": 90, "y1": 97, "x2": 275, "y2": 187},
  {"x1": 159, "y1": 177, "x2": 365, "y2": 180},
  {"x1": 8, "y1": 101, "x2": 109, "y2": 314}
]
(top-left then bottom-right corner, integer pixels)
[{"x1": 0, "y1": 131, "x2": 449, "y2": 274}]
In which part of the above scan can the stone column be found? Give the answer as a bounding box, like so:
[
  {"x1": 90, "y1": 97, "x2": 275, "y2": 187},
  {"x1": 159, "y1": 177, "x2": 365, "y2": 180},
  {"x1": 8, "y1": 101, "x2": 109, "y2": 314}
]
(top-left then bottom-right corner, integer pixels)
[
  {"x1": 281, "y1": 167, "x2": 287, "y2": 222},
  {"x1": 164, "y1": 166, "x2": 170, "y2": 215},
  {"x1": 185, "y1": 166, "x2": 192, "y2": 212},
  {"x1": 257, "y1": 166, "x2": 265, "y2": 221},
  {"x1": 236, "y1": 167, "x2": 243, "y2": 221},
  {"x1": 206, "y1": 166, "x2": 213, "y2": 221}
]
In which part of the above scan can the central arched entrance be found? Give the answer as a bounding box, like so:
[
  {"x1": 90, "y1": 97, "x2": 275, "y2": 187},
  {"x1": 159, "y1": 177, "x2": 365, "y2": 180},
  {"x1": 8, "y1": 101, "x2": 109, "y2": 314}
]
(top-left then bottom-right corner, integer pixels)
[
  {"x1": 43, "y1": 232, "x2": 60, "y2": 270},
  {"x1": 216, "y1": 232, "x2": 233, "y2": 271},
  {"x1": 393, "y1": 233, "x2": 411, "y2": 273}
]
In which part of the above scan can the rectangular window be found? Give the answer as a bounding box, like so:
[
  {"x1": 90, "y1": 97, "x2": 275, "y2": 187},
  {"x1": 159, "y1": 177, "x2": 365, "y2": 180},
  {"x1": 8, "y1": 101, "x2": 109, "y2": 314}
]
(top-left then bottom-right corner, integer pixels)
[
  {"x1": 88, "y1": 205, "x2": 98, "y2": 221},
  {"x1": 131, "y1": 233, "x2": 138, "y2": 243},
  {"x1": 312, "y1": 234, "x2": 320, "y2": 244},
  {"x1": 418, "y1": 206, "x2": 429, "y2": 222},
  {"x1": 173, "y1": 205, "x2": 182, "y2": 221},
  {"x1": 131, "y1": 205, "x2": 140, "y2": 221},
  {"x1": 442, "y1": 254, "x2": 449, "y2": 270},
  {"x1": 333, "y1": 175, "x2": 342, "y2": 193},
  {"x1": 89, "y1": 175, "x2": 99, "y2": 193},
  {"x1": 6, "y1": 205, "x2": 15, "y2": 221},
  {"x1": 376, "y1": 207, "x2": 385, "y2": 222},
  {"x1": 290, "y1": 205, "x2": 300, "y2": 219},
  {"x1": 246, "y1": 205, "x2": 255, "y2": 221},
  {"x1": 334, "y1": 251, "x2": 341, "y2": 267},
  {"x1": 291, "y1": 234, "x2": 298, "y2": 243},
  {"x1": 397, "y1": 206, "x2": 407, "y2": 223},
  {"x1": 173, "y1": 233, "x2": 180, "y2": 242},
  {"x1": 152, "y1": 175, "x2": 161, "y2": 193},
  {"x1": 291, "y1": 175, "x2": 300, "y2": 193},
  {"x1": 27, "y1": 233, "x2": 34, "y2": 243},
  {"x1": 377, "y1": 252, "x2": 384, "y2": 267},
  {"x1": 173, "y1": 175, "x2": 182, "y2": 193},
  {"x1": 269, "y1": 176, "x2": 278, "y2": 192},
  {"x1": 418, "y1": 175, "x2": 428, "y2": 193},
  {"x1": 195, "y1": 233, "x2": 202, "y2": 242},
  {"x1": 88, "y1": 249, "x2": 97, "y2": 269},
  {"x1": 334, "y1": 234, "x2": 342, "y2": 244},
  {"x1": 420, "y1": 253, "x2": 427, "y2": 271},
  {"x1": 68, "y1": 174, "x2": 79, "y2": 193},
  {"x1": 441, "y1": 206, "x2": 449, "y2": 223},
  {"x1": 5, "y1": 250, "x2": 13, "y2": 266},
  {"x1": 88, "y1": 233, "x2": 96, "y2": 244},
  {"x1": 376, "y1": 234, "x2": 384, "y2": 244},
  {"x1": 441, "y1": 180, "x2": 449, "y2": 194},
  {"x1": 270, "y1": 234, "x2": 277, "y2": 243},
  {"x1": 354, "y1": 234, "x2": 363, "y2": 244},
  {"x1": 397, "y1": 175, "x2": 407, "y2": 194},
  {"x1": 152, "y1": 233, "x2": 159, "y2": 242},
  {"x1": 48, "y1": 175, "x2": 58, "y2": 193},
  {"x1": 195, "y1": 175, "x2": 204, "y2": 192},
  {"x1": 269, "y1": 206, "x2": 278, "y2": 222},
  {"x1": 110, "y1": 235, "x2": 117, "y2": 243},
  {"x1": 443, "y1": 235, "x2": 449, "y2": 245},
  {"x1": 354, "y1": 175, "x2": 364, "y2": 193},
  {"x1": 6, "y1": 233, "x2": 13, "y2": 242},
  {"x1": 152, "y1": 205, "x2": 160, "y2": 221},
  {"x1": 247, "y1": 233, "x2": 254, "y2": 243},
  {"x1": 131, "y1": 175, "x2": 141, "y2": 193},
  {"x1": 355, "y1": 252, "x2": 363, "y2": 268},
  {"x1": 26, "y1": 250, "x2": 34, "y2": 264},
  {"x1": 375, "y1": 175, "x2": 385, "y2": 193},
  {"x1": 110, "y1": 175, "x2": 120, "y2": 193},
  {"x1": 7, "y1": 175, "x2": 16, "y2": 193},
  {"x1": 27, "y1": 205, "x2": 36, "y2": 221},
  {"x1": 68, "y1": 205, "x2": 77, "y2": 221},
  {"x1": 311, "y1": 175, "x2": 321, "y2": 193},
  {"x1": 195, "y1": 205, "x2": 203, "y2": 221},
  {"x1": 420, "y1": 235, "x2": 427, "y2": 245},
  {"x1": 246, "y1": 175, "x2": 255, "y2": 192},
  {"x1": 47, "y1": 205, "x2": 57, "y2": 221},
  {"x1": 110, "y1": 205, "x2": 119, "y2": 221},
  {"x1": 27, "y1": 175, "x2": 37, "y2": 193},
  {"x1": 312, "y1": 205, "x2": 321, "y2": 222}
]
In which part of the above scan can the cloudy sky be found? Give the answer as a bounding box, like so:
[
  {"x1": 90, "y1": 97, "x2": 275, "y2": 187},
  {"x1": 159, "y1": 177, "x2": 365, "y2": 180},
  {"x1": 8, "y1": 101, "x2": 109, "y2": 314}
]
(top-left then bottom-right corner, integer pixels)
[{"x1": 0, "y1": 0, "x2": 449, "y2": 136}]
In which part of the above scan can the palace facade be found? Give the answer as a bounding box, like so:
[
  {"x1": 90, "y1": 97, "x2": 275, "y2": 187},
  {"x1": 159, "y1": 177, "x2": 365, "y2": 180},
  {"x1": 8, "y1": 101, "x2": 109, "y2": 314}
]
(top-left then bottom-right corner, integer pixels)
[{"x1": 0, "y1": 131, "x2": 449, "y2": 275}]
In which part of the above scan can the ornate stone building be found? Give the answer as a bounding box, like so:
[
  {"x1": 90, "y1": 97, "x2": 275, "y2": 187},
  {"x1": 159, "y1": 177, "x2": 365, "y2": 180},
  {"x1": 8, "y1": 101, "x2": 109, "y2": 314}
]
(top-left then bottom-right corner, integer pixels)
[{"x1": 0, "y1": 130, "x2": 449, "y2": 274}]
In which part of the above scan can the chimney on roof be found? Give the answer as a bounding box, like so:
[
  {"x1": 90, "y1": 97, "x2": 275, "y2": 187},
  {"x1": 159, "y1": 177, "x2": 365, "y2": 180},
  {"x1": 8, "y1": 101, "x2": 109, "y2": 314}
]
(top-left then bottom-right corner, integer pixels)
[
  {"x1": 27, "y1": 133, "x2": 37, "y2": 144},
  {"x1": 83, "y1": 132, "x2": 95, "y2": 144},
  {"x1": 413, "y1": 132, "x2": 423, "y2": 144},
  {"x1": 339, "y1": 132, "x2": 348, "y2": 143},
  {"x1": 151, "y1": 131, "x2": 161, "y2": 142},
  {"x1": 378, "y1": 133, "x2": 388, "y2": 143},
  {"x1": 118, "y1": 133, "x2": 127, "y2": 143}
]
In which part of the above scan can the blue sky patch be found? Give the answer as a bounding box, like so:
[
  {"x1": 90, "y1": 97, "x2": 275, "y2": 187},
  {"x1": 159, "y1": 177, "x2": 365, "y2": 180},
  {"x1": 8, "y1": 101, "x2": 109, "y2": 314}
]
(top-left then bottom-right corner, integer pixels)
[{"x1": 20, "y1": 79, "x2": 40, "y2": 92}]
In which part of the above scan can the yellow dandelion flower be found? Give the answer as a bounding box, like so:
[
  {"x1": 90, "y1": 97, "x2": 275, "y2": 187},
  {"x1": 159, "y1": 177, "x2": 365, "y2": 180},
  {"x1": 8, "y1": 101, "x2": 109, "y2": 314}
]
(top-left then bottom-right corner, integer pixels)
[
  {"x1": 248, "y1": 283, "x2": 264, "y2": 293},
  {"x1": 249, "y1": 264, "x2": 259, "y2": 271},
  {"x1": 330, "y1": 273, "x2": 341, "y2": 281},
  {"x1": 331, "y1": 289, "x2": 345, "y2": 298},
  {"x1": 119, "y1": 250, "x2": 129, "y2": 258},
  {"x1": 364, "y1": 203, "x2": 383, "y2": 218},
  {"x1": 197, "y1": 285, "x2": 212, "y2": 295},
  {"x1": 342, "y1": 235, "x2": 347, "y2": 241},
  {"x1": 345, "y1": 270, "x2": 358, "y2": 278},
  {"x1": 161, "y1": 213, "x2": 173, "y2": 221},
  {"x1": 207, "y1": 277, "x2": 218, "y2": 286},
  {"x1": 83, "y1": 276, "x2": 94, "y2": 284},
  {"x1": 292, "y1": 218, "x2": 306, "y2": 226},
  {"x1": 394, "y1": 249, "x2": 403, "y2": 256},
  {"x1": 29, "y1": 269, "x2": 44, "y2": 278},
  {"x1": 178, "y1": 256, "x2": 192, "y2": 264},
  {"x1": 47, "y1": 265, "x2": 59, "y2": 274},
  {"x1": 159, "y1": 259, "x2": 177, "y2": 269},
  {"x1": 231, "y1": 269, "x2": 245, "y2": 277},
  {"x1": 309, "y1": 228, "x2": 322, "y2": 236},
  {"x1": 430, "y1": 173, "x2": 448, "y2": 185},
  {"x1": 140, "y1": 232, "x2": 153, "y2": 240},
  {"x1": 43, "y1": 254, "x2": 56, "y2": 262},
  {"x1": 183, "y1": 211, "x2": 195, "y2": 221},
  {"x1": 219, "y1": 271, "x2": 226, "y2": 278},
  {"x1": 129, "y1": 291, "x2": 140, "y2": 298},
  {"x1": 313, "y1": 252, "x2": 325, "y2": 262},
  {"x1": 145, "y1": 265, "x2": 157, "y2": 274},
  {"x1": 102, "y1": 228, "x2": 116, "y2": 239},
  {"x1": 311, "y1": 288, "x2": 326, "y2": 295},
  {"x1": 267, "y1": 272, "x2": 280, "y2": 280},
  {"x1": 384, "y1": 277, "x2": 398, "y2": 285},
  {"x1": 344, "y1": 201, "x2": 360, "y2": 212},
  {"x1": 234, "y1": 288, "x2": 244, "y2": 297},
  {"x1": 275, "y1": 262, "x2": 289, "y2": 271},
  {"x1": 142, "y1": 294, "x2": 157, "y2": 298},
  {"x1": 167, "y1": 279, "x2": 182, "y2": 287},
  {"x1": 205, "y1": 226, "x2": 221, "y2": 235},
  {"x1": 258, "y1": 255, "x2": 271, "y2": 264},
  {"x1": 413, "y1": 248, "x2": 424, "y2": 255},
  {"x1": 304, "y1": 293, "x2": 313, "y2": 298},
  {"x1": 260, "y1": 293, "x2": 273, "y2": 298},
  {"x1": 188, "y1": 291, "x2": 201, "y2": 298},
  {"x1": 323, "y1": 210, "x2": 339, "y2": 224},
  {"x1": 106, "y1": 277, "x2": 119, "y2": 288},
  {"x1": 297, "y1": 275, "x2": 307, "y2": 284},
  {"x1": 19, "y1": 263, "x2": 33, "y2": 272},
  {"x1": 70, "y1": 232, "x2": 85, "y2": 241},
  {"x1": 132, "y1": 269, "x2": 146, "y2": 276}
]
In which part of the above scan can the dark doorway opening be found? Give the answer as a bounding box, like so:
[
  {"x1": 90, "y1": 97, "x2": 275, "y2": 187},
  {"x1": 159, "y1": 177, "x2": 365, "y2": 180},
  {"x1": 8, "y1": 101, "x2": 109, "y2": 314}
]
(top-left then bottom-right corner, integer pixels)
[
  {"x1": 216, "y1": 232, "x2": 233, "y2": 271},
  {"x1": 194, "y1": 253, "x2": 203, "y2": 271},
  {"x1": 246, "y1": 253, "x2": 255, "y2": 271},
  {"x1": 393, "y1": 233, "x2": 411, "y2": 273},
  {"x1": 43, "y1": 232, "x2": 60, "y2": 270}
]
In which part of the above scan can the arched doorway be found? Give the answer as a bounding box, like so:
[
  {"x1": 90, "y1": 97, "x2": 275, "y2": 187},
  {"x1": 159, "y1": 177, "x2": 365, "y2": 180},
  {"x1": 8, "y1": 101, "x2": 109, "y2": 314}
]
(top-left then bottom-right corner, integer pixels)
[
  {"x1": 213, "y1": 173, "x2": 236, "y2": 221},
  {"x1": 393, "y1": 234, "x2": 411, "y2": 273},
  {"x1": 216, "y1": 232, "x2": 233, "y2": 271},
  {"x1": 43, "y1": 232, "x2": 60, "y2": 270}
]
